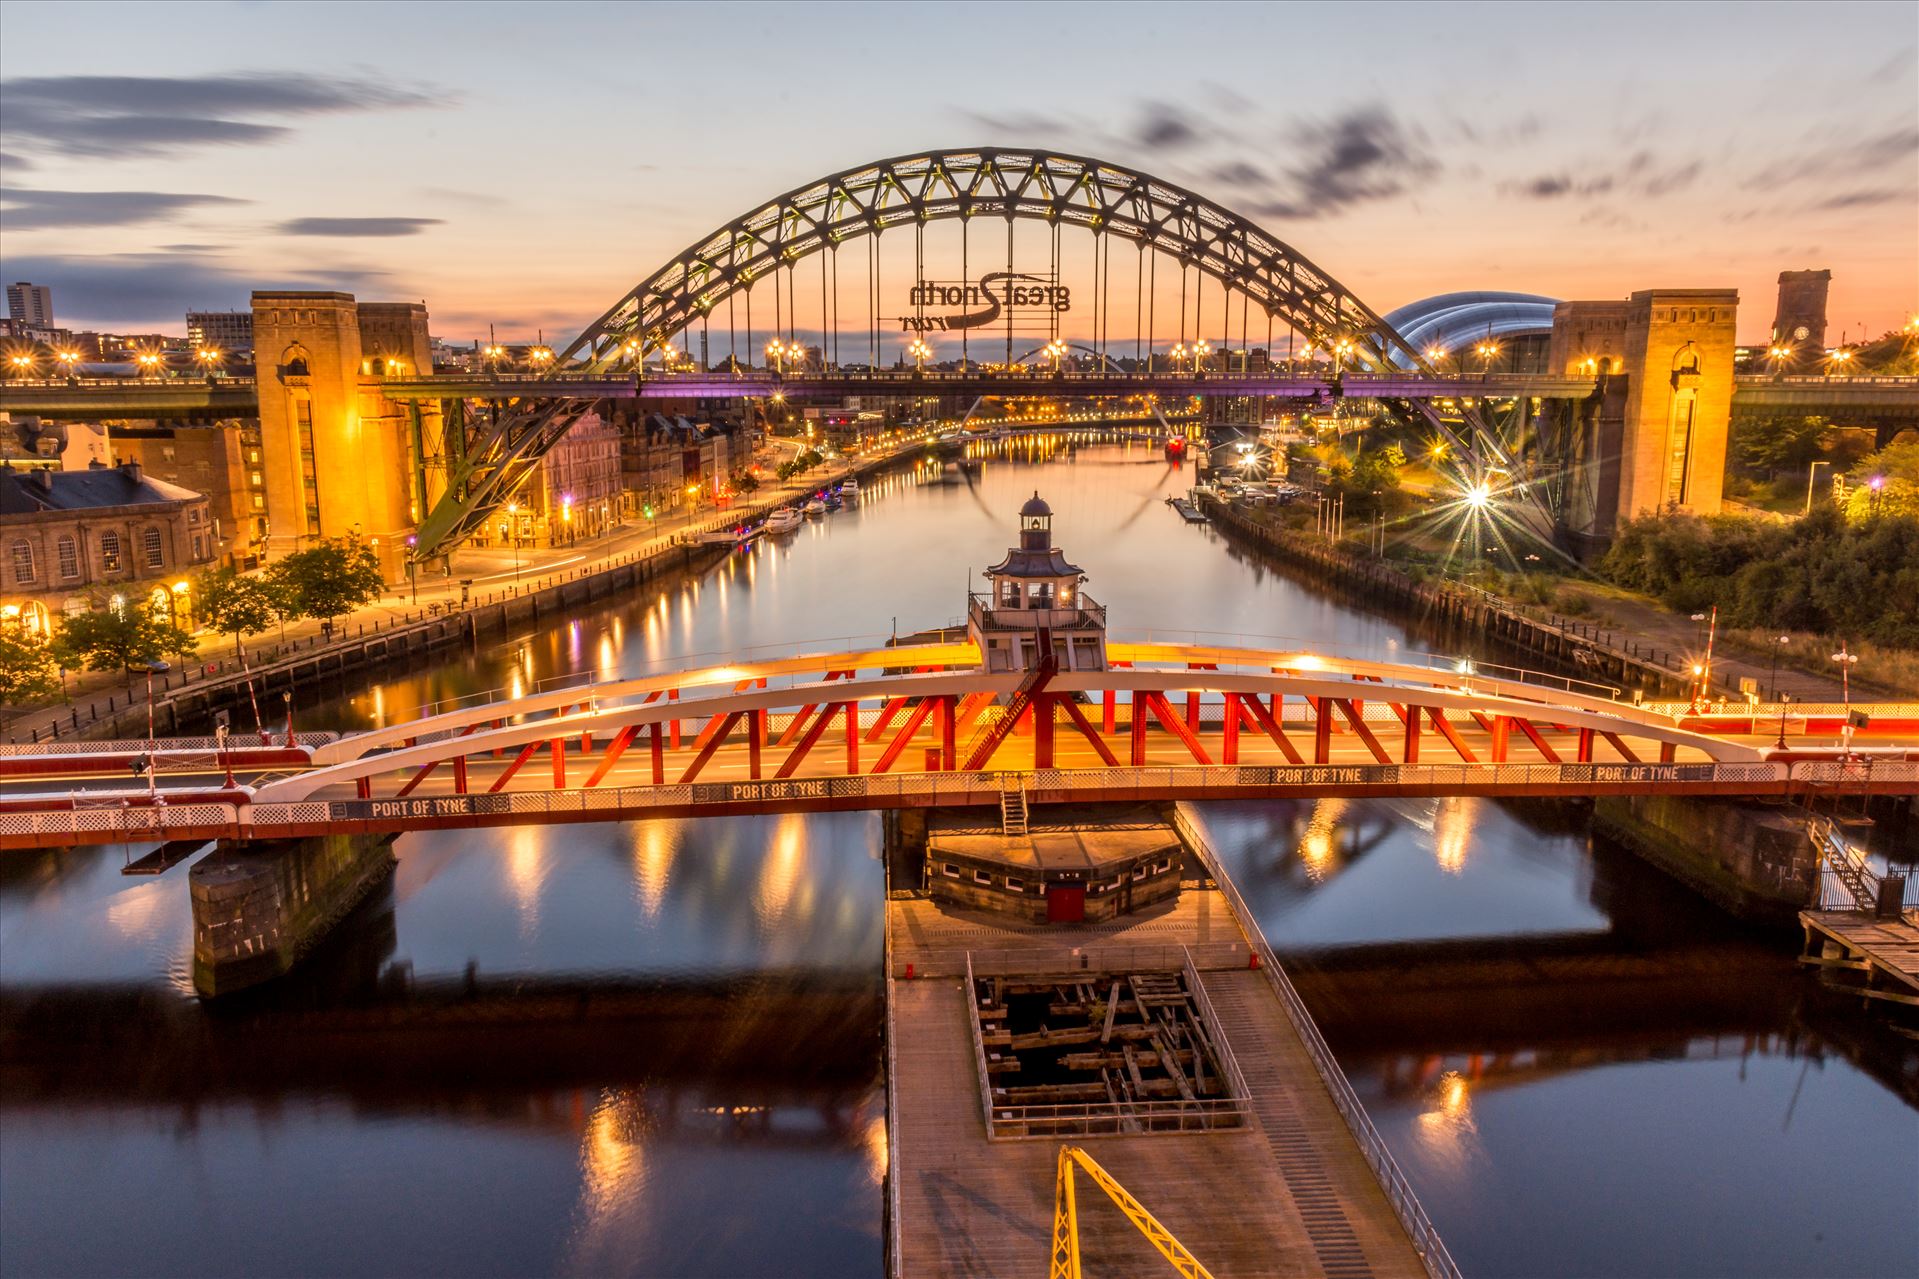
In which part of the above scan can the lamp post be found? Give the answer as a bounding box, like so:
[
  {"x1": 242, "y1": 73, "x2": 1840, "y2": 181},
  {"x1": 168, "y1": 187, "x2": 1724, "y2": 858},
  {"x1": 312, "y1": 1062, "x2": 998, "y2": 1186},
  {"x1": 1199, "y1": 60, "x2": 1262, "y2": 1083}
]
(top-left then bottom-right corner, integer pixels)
[
  {"x1": 1194, "y1": 338, "x2": 1212, "y2": 374},
  {"x1": 56, "y1": 349, "x2": 81, "y2": 382},
  {"x1": 1476, "y1": 340, "x2": 1499, "y2": 377},
  {"x1": 136, "y1": 351, "x2": 163, "y2": 379},
  {"x1": 6, "y1": 353, "x2": 34, "y2": 381},
  {"x1": 1775, "y1": 692, "x2": 1791, "y2": 750},
  {"x1": 1767, "y1": 634, "x2": 1790, "y2": 701},
  {"x1": 195, "y1": 347, "x2": 222, "y2": 380},
  {"x1": 1805, "y1": 460, "x2": 1829, "y2": 516},
  {"x1": 909, "y1": 338, "x2": 931, "y2": 373},
  {"x1": 505, "y1": 501, "x2": 522, "y2": 579}
]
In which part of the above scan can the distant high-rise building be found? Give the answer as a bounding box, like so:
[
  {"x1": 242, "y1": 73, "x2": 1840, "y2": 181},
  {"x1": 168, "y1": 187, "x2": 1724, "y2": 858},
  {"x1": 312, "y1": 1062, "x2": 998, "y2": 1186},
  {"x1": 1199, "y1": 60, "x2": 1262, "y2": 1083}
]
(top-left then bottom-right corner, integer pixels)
[
  {"x1": 186, "y1": 310, "x2": 255, "y2": 353},
  {"x1": 6, "y1": 282, "x2": 54, "y2": 329}
]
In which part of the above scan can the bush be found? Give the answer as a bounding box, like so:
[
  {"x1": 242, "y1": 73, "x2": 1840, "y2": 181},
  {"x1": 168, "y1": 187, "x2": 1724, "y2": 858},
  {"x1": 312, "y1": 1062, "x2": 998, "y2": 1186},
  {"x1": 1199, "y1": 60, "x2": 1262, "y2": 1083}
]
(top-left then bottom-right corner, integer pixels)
[{"x1": 1600, "y1": 508, "x2": 1919, "y2": 647}]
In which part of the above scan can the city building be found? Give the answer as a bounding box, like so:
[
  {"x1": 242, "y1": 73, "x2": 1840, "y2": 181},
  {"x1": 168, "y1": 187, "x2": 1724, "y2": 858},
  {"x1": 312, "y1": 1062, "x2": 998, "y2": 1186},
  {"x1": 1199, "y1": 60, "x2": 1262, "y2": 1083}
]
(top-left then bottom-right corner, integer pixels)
[
  {"x1": 108, "y1": 422, "x2": 262, "y2": 565},
  {"x1": 186, "y1": 311, "x2": 255, "y2": 356},
  {"x1": 0, "y1": 459, "x2": 215, "y2": 635},
  {"x1": 523, "y1": 409, "x2": 624, "y2": 546},
  {"x1": 6, "y1": 282, "x2": 54, "y2": 330},
  {"x1": 1383, "y1": 291, "x2": 1559, "y2": 372},
  {"x1": 1768, "y1": 269, "x2": 1831, "y2": 372}
]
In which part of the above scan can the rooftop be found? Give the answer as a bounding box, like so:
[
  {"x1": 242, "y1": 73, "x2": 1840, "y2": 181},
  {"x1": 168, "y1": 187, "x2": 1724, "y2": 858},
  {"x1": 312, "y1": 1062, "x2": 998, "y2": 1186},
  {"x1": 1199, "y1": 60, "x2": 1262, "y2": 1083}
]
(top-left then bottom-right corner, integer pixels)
[{"x1": 0, "y1": 462, "x2": 203, "y2": 516}]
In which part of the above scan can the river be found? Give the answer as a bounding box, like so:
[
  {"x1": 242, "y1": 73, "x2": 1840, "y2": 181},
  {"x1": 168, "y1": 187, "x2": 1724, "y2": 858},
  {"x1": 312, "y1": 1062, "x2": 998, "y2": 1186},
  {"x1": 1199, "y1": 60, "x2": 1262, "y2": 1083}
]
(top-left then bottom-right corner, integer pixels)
[{"x1": 3, "y1": 437, "x2": 1914, "y2": 1278}]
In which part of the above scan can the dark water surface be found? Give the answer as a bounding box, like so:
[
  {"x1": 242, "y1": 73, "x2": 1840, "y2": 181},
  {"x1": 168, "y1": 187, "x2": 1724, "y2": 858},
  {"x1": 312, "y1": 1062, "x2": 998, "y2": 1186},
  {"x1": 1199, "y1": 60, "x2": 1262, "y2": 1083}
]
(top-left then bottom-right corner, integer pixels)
[{"x1": 4, "y1": 439, "x2": 1914, "y2": 1278}]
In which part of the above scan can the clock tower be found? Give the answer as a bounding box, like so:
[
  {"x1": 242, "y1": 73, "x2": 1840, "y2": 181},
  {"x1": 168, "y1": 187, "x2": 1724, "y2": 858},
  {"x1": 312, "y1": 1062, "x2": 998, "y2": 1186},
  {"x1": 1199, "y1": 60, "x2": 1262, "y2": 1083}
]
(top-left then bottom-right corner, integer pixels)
[{"x1": 1769, "y1": 269, "x2": 1830, "y2": 372}]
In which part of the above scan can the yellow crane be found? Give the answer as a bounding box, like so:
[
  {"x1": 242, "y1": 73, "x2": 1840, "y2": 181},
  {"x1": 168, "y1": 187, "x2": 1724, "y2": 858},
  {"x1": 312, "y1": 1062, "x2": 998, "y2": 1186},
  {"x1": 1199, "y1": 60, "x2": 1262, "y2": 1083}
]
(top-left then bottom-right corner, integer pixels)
[{"x1": 1049, "y1": 1145, "x2": 1216, "y2": 1279}]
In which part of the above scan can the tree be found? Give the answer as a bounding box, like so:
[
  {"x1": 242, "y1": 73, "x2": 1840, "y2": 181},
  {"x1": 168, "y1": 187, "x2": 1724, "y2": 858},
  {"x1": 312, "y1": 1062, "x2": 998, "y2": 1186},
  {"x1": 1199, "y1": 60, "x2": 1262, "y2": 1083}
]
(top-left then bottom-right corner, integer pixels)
[
  {"x1": 195, "y1": 566, "x2": 281, "y2": 659},
  {"x1": 735, "y1": 472, "x2": 760, "y2": 494},
  {"x1": 52, "y1": 600, "x2": 197, "y2": 684},
  {"x1": 1844, "y1": 438, "x2": 1919, "y2": 521},
  {"x1": 1728, "y1": 414, "x2": 1830, "y2": 474},
  {"x1": 0, "y1": 628, "x2": 59, "y2": 724},
  {"x1": 267, "y1": 538, "x2": 386, "y2": 631}
]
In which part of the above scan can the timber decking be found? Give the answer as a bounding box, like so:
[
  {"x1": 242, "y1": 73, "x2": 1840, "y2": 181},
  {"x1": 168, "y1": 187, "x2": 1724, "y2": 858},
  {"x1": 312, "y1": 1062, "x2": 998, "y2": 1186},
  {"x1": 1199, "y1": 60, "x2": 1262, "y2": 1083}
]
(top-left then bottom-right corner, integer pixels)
[
  {"x1": 886, "y1": 885, "x2": 1428, "y2": 1278},
  {"x1": 1800, "y1": 909, "x2": 1919, "y2": 1005}
]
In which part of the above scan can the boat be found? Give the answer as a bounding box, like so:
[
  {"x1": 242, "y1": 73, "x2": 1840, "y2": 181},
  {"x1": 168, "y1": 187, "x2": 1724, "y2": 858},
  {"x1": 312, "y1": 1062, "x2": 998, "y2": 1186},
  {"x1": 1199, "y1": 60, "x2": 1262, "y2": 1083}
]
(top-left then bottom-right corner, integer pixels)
[
  {"x1": 841, "y1": 477, "x2": 860, "y2": 507},
  {"x1": 696, "y1": 521, "x2": 763, "y2": 547},
  {"x1": 822, "y1": 491, "x2": 843, "y2": 512},
  {"x1": 764, "y1": 507, "x2": 803, "y2": 533},
  {"x1": 1169, "y1": 497, "x2": 1209, "y2": 524},
  {"x1": 804, "y1": 499, "x2": 827, "y2": 517}
]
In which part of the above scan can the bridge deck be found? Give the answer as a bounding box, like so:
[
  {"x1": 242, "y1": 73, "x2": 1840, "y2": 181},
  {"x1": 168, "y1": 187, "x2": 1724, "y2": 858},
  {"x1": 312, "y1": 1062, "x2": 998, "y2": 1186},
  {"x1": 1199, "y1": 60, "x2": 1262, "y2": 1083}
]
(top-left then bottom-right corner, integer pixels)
[{"x1": 885, "y1": 878, "x2": 1427, "y2": 1278}]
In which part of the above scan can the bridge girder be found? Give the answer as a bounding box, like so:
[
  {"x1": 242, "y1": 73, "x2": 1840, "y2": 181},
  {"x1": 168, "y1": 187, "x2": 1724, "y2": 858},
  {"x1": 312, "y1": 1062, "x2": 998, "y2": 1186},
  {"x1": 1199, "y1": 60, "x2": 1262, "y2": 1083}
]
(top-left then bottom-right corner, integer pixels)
[{"x1": 412, "y1": 147, "x2": 1436, "y2": 561}]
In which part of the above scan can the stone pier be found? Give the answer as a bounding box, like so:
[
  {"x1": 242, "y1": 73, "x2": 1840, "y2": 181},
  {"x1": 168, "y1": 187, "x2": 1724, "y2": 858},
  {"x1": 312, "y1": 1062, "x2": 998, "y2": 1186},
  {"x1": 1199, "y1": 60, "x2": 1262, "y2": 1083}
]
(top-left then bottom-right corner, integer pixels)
[
  {"x1": 189, "y1": 832, "x2": 398, "y2": 996},
  {"x1": 1593, "y1": 794, "x2": 1817, "y2": 923}
]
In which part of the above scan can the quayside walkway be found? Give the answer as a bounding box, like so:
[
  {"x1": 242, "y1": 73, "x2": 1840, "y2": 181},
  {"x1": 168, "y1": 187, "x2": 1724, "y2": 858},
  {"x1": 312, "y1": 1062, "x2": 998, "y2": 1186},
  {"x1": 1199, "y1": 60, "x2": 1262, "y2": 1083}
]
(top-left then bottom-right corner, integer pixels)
[{"x1": 882, "y1": 804, "x2": 1451, "y2": 1279}]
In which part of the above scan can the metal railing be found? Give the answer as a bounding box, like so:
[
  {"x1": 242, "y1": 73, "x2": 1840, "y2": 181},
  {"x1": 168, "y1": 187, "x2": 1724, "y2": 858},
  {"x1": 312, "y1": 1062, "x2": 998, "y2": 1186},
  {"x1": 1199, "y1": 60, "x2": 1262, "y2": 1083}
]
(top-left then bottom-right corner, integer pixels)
[
  {"x1": 1809, "y1": 816, "x2": 1919, "y2": 912},
  {"x1": 1172, "y1": 803, "x2": 1462, "y2": 1279},
  {"x1": 965, "y1": 949, "x2": 1254, "y2": 1141}
]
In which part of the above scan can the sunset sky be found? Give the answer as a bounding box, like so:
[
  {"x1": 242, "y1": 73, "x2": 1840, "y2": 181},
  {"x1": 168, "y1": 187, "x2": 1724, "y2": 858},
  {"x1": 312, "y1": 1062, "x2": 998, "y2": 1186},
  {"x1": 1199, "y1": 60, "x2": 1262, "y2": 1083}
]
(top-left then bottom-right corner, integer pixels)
[{"x1": 3, "y1": 0, "x2": 1914, "y2": 349}]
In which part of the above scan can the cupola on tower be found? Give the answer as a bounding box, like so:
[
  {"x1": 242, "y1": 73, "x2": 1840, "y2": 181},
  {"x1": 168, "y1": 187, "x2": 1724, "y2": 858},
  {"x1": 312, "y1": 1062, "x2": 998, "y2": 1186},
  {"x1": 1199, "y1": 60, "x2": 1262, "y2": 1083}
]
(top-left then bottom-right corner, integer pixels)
[{"x1": 966, "y1": 492, "x2": 1107, "y2": 673}]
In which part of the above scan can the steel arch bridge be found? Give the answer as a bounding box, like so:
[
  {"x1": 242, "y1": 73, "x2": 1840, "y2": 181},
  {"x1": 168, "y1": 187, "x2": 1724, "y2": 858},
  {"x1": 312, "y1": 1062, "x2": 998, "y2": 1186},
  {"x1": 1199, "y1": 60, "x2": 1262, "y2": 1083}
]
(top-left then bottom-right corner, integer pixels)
[{"x1": 416, "y1": 147, "x2": 1448, "y2": 559}]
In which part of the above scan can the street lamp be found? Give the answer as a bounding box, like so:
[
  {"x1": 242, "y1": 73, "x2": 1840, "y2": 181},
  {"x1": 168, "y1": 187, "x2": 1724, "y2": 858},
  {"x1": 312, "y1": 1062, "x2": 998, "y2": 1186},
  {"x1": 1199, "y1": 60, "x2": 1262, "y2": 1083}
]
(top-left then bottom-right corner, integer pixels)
[
  {"x1": 484, "y1": 343, "x2": 505, "y2": 372},
  {"x1": 909, "y1": 338, "x2": 931, "y2": 372},
  {"x1": 6, "y1": 353, "x2": 34, "y2": 380},
  {"x1": 1831, "y1": 643, "x2": 1860, "y2": 755},
  {"x1": 135, "y1": 351, "x2": 164, "y2": 379},
  {"x1": 1170, "y1": 341, "x2": 1186, "y2": 373},
  {"x1": 1043, "y1": 338, "x2": 1066, "y2": 373},
  {"x1": 194, "y1": 347, "x2": 222, "y2": 379},
  {"x1": 528, "y1": 346, "x2": 554, "y2": 369},
  {"x1": 1476, "y1": 340, "x2": 1499, "y2": 375},
  {"x1": 766, "y1": 339, "x2": 784, "y2": 374},
  {"x1": 1805, "y1": 459, "x2": 1829, "y2": 516},
  {"x1": 1767, "y1": 634, "x2": 1790, "y2": 701},
  {"x1": 1824, "y1": 348, "x2": 1854, "y2": 378},
  {"x1": 505, "y1": 500, "x2": 522, "y2": 579},
  {"x1": 1194, "y1": 338, "x2": 1212, "y2": 373},
  {"x1": 1330, "y1": 338, "x2": 1352, "y2": 379},
  {"x1": 56, "y1": 349, "x2": 81, "y2": 381}
]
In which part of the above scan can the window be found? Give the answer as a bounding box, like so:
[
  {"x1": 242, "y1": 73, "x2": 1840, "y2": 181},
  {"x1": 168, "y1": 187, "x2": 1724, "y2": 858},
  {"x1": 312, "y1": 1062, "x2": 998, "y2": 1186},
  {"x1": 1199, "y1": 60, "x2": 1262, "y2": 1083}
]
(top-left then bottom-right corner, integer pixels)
[
  {"x1": 1155, "y1": 858, "x2": 1173, "y2": 874},
  {"x1": 143, "y1": 528, "x2": 164, "y2": 569},
  {"x1": 1132, "y1": 866, "x2": 1147, "y2": 881},
  {"x1": 101, "y1": 532, "x2": 122, "y2": 572},
  {"x1": 161, "y1": 446, "x2": 176, "y2": 462},
  {"x1": 250, "y1": 470, "x2": 264, "y2": 487},
  {"x1": 9, "y1": 540, "x2": 34, "y2": 585},
  {"x1": 941, "y1": 863, "x2": 960, "y2": 879},
  {"x1": 973, "y1": 869, "x2": 992, "y2": 886},
  {"x1": 251, "y1": 494, "x2": 265, "y2": 511},
  {"x1": 246, "y1": 449, "x2": 260, "y2": 464},
  {"x1": 1005, "y1": 876, "x2": 1025, "y2": 893},
  {"x1": 188, "y1": 507, "x2": 201, "y2": 525},
  {"x1": 191, "y1": 533, "x2": 205, "y2": 560},
  {"x1": 56, "y1": 536, "x2": 78, "y2": 580}
]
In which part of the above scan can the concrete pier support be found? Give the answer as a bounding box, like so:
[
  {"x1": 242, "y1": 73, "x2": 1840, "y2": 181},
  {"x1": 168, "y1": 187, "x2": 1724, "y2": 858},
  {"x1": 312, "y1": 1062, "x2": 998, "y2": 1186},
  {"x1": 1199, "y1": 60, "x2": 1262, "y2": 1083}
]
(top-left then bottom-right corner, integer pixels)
[
  {"x1": 1593, "y1": 795, "x2": 1817, "y2": 924},
  {"x1": 190, "y1": 832, "x2": 398, "y2": 996}
]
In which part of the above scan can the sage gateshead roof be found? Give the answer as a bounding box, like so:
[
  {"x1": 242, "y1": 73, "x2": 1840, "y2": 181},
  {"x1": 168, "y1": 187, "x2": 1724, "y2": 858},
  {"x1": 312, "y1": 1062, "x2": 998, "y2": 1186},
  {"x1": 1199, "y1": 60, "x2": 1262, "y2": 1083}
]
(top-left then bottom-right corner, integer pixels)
[{"x1": 1381, "y1": 291, "x2": 1559, "y2": 367}]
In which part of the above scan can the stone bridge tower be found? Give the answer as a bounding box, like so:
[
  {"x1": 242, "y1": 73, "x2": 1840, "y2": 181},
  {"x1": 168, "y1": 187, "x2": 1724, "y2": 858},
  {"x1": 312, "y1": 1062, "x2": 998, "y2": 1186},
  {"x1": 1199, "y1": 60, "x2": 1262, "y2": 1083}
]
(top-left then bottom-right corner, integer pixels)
[
  {"x1": 1549, "y1": 288, "x2": 1737, "y2": 550},
  {"x1": 252, "y1": 291, "x2": 439, "y2": 580}
]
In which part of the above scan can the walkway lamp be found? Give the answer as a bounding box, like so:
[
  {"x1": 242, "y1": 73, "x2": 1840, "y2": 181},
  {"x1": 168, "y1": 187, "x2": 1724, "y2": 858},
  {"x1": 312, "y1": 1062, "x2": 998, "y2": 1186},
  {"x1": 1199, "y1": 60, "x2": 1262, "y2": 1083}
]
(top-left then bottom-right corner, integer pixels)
[
  {"x1": 909, "y1": 338, "x2": 931, "y2": 372},
  {"x1": 1170, "y1": 342, "x2": 1186, "y2": 374},
  {"x1": 766, "y1": 339, "x2": 783, "y2": 374},
  {"x1": 484, "y1": 343, "x2": 505, "y2": 372},
  {"x1": 56, "y1": 349, "x2": 81, "y2": 381},
  {"x1": 505, "y1": 501, "x2": 522, "y2": 580},
  {"x1": 1475, "y1": 340, "x2": 1499, "y2": 376},
  {"x1": 1805, "y1": 460, "x2": 1829, "y2": 516},
  {"x1": 1194, "y1": 338, "x2": 1212, "y2": 373},
  {"x1": 194, "y1": 347, "x2": 222, "y2": 379},
  {"x1": 1330, "y1": 338, "x2": 1351, "y2": 379},
  {"x1": 1830, "y1": 643, "x2": 1859, "y2": 756},
  {"x1": 136, "y1": 351, "x2": 164, "y2": 379},
  {"x1": 1824, "y1": 348, "x2": 1853, "y2": 378},
  {"x1": 6, "y1": 353, "x2": 34, "y2": 380},
  {"x1": 528, "y1": 346, "x2": 555, "y2": 369},
  {"x1": 1767, "y1": 634, "x2": 1790, "y2": 701},
  {"x1": 1775, "y1": 692, "x2": 1792, "y2": 750}
]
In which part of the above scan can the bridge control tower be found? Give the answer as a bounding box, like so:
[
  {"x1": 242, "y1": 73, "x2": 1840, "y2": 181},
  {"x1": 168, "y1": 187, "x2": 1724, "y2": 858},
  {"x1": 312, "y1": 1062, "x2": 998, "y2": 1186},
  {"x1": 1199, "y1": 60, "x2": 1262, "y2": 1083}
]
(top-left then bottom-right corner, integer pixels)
[{"x1": 968, "y1": 493, "x2": 1107, "y2": 673}]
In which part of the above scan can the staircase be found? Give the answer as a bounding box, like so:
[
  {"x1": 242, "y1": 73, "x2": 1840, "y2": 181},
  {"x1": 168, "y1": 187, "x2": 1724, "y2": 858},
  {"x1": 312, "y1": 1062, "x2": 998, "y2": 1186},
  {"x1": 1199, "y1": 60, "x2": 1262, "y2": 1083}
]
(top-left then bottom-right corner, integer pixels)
[
  {"x1": 961, "y1": 628, "x2": 1057, "y2": 771},
  {"x1": 999, "y1": 782, "x2": 1029, "y2": 838},
  {"x1": 1808, "y1": 816, "x2": 1880, "y2": 912}
]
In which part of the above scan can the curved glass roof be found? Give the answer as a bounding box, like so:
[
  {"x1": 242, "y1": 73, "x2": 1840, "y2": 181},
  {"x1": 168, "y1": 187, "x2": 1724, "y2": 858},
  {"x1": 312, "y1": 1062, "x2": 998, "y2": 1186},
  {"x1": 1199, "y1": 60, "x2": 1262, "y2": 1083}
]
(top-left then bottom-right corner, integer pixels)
[{"x1": 1382, "y1": 291, "x2": 1559, "y2": 367}]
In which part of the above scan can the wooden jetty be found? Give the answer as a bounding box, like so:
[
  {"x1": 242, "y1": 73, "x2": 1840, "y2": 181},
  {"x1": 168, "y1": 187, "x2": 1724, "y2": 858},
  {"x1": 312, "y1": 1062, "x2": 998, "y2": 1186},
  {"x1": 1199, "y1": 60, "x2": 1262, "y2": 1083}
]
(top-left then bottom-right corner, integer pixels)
[
  {"x1": 1799, "y1": 909, "x2": 1919, "y2": 1010},
  {"x1": 884, "y1": 812, "x2": 1449, "y2": 1278}
]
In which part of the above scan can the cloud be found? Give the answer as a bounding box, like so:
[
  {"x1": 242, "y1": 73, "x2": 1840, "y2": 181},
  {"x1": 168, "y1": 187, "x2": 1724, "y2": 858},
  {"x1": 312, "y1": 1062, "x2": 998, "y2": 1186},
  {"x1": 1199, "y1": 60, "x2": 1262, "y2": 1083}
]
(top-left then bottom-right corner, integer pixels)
[
  {"x1": 0, "y1": 250, "x2": 391, "y2": 328},
  {"x1": 1244, "y1": 107, "x2": 1438, "y2": 219},
  {"x1": 1747, "y1": 126, "x2": 1919, "y2": 189},
  {"x1": 276, "y1": 216, "x2": 444, "y2": 237},
  {"x1": 1812, "y1": 189, "x2": 1903, "y2": 210},
  {"x1": 0, "y1": 187, "x2": 248, "y2": 229},
  {"x1": 0, "y1": 150, "x2": 31, "y2": 171},
  {"x1": 1500, "y1": 150, "x2": 1698, "y2": 202},
  {"x1": 0, "y1": 72, "x2": 443, "y2": 159},
  {"x1": 1134, "y1": 102, "x2": 1198, "y2": 151}
]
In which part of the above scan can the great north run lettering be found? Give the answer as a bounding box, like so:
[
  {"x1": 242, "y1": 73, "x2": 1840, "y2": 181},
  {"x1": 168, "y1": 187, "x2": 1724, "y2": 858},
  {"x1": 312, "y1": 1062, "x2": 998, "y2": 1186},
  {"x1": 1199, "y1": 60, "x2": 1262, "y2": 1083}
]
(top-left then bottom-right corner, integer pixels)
[{"x1": 900, "y1": 271, "x2": 1070, "y2": 332}]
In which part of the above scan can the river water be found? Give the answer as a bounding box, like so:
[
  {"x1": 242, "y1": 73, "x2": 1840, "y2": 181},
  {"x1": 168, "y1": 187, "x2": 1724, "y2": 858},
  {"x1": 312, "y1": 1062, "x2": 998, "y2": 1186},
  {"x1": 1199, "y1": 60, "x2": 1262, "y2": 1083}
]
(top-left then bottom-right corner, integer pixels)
[{"x1": 3, "y1": 438, "x2": 1914, "y2": 1278}]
